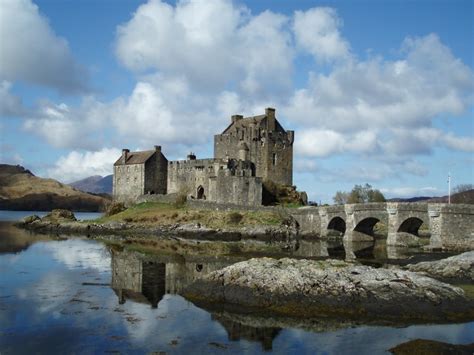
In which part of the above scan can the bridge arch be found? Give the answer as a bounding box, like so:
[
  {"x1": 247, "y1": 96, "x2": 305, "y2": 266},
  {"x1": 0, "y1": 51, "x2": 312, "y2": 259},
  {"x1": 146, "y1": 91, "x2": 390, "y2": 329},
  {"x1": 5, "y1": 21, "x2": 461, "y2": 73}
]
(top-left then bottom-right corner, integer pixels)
[
  {"x1": 354, "y1": 217, "x2": 380, "y2": 238},
  {"x1": 397, "y1": 217, "x2": 424, "y2": 236},
  {"x1": 327, "y1": 216, "x2": 346, "y2": 235}
]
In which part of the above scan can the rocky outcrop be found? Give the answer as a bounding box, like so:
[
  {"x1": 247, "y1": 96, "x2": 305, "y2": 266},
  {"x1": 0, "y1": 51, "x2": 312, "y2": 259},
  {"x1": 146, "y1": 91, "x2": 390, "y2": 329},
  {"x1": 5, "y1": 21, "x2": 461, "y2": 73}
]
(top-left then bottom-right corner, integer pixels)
[
  {"x1": 17, "y1": 215, "x2": 298, "y2": 248},
  {"x1": 389, "y1": 339, "x2": 474, "y2": 354},
  {"x1": 407, "y1": 251, "x2": 474, "y2": 281},
  {"x1": 184, "y1": 257, "x2": 473, "y2": 322}
]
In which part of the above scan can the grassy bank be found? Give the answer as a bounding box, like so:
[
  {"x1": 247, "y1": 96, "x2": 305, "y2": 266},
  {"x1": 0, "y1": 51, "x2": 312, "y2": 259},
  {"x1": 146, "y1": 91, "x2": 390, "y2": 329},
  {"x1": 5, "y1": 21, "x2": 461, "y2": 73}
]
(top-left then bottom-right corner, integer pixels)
[{"x1": 96, "y1": 201, "x2": 284, "y2": 230}]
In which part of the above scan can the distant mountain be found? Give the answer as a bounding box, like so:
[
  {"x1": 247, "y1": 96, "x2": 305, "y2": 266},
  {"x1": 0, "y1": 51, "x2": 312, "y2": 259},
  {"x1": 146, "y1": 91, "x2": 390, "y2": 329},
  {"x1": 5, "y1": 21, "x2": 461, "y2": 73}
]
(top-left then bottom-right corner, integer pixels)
[
  {"x1": 387, "y1": 190, "x2": 474, "y2": 204},
  {"x1": 0, "y1": 164, "x2": 110, "y2": 211},
  {"x1": 387, "y1": 196, "x2": 432, "y2": 203},
  {"x1": 70, "y1": 175, "x2": 113, "y2": 194},
  {"x1": 428, "y1": 189, "x2": 474, "y2": 204}
]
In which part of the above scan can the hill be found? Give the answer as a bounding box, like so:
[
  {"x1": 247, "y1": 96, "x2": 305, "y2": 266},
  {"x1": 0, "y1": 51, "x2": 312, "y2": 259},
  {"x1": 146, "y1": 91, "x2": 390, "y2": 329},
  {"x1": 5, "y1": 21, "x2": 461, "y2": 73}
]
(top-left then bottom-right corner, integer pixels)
[
  {"x1": 0, "y1": 164, "x2": 110, "y2": 211},
  {"x1": 70, "y1": 175, "x2": 113, "y2": 194},
  {"x1": 387, "y1": 190, "x2": 474, "y2": 204},
  {"x1": 428, "y1": 189, "x2": 474, "y2": 204}
]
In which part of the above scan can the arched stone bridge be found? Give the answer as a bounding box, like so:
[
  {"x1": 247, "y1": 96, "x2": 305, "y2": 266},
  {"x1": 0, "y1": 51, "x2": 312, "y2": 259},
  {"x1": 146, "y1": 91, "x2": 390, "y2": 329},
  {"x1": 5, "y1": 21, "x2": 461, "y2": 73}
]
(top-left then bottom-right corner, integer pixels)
[{"x1": 290, "y1": 203, "x2": 474, "y2": 250}]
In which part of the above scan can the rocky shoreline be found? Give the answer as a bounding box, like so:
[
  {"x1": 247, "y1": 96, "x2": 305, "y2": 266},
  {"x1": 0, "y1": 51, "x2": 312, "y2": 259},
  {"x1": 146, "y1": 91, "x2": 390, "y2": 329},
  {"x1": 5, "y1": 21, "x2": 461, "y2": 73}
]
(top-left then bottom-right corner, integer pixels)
[
  {"x1": 16, "y1": 210, "x2": 299, "y2": 245},
  {"x1": 406, "y1": 251, "x2": 474, "y2": 282},
  {"x1": 15, "y1": 210, "x2": 474, "y2": 323},
  {"x1": 184, "y1": 257, "x2": 474, "y2": 322}
]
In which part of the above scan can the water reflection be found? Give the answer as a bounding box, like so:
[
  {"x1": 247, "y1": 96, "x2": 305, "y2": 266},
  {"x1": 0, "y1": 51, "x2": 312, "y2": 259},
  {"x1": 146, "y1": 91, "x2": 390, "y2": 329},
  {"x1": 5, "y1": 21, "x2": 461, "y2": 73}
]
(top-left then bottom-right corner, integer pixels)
[
  {"x1": 0, "y1": 222, "x2": 52, "y2": 253},
  {"x1": 1, "y1": 225, "x2": 473, "y2": 354},
  {"x1": 111, "y1": 249, "x2": 235, "y2": 306}
]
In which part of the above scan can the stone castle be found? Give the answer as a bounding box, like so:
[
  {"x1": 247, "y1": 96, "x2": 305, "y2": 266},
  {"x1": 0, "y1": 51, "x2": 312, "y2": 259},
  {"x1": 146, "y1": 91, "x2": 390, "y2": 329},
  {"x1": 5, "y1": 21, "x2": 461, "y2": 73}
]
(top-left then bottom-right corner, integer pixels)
[{"x1": 113, "y1": 108, "x2": 294, "y2": 206}]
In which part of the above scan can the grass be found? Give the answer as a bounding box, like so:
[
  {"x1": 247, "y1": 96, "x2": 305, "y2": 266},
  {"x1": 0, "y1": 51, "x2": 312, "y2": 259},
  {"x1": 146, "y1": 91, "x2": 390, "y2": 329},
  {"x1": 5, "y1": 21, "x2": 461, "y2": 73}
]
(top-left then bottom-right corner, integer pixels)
[{"x1": 94, "y1": 201, "x2": 283, "y2": 229}]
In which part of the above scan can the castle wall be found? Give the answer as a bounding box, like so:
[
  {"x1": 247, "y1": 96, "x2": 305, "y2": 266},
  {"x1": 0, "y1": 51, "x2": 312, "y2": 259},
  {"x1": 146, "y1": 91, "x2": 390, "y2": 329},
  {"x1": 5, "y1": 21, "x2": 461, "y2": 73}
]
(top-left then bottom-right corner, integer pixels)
[
  {"x1": 113, "y1": 163, "x2": 145, "y2": 203},
  {"x1": 167, "y1": 158, "x2": 225, "y2": 199},
  {"x1": 144, "y1": 152, "x2": 168, "y2": 195},
  {"x1": 214, "y1": 111, "x2": 294, "y2": 186},
  {"x1": 214, "y1": 172, "x2": 262, "y2": 206},
  {"x1": 264, "y1": 130, "x2": 293, "y2": 186}
]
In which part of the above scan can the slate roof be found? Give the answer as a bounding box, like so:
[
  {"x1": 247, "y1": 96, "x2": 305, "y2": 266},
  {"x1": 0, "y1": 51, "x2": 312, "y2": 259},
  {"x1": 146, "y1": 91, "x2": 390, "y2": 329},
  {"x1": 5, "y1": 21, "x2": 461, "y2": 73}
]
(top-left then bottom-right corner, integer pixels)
[
  {"x1": 222, "y1": 114, "x2": 266, "y2": 134},
  {"x1": 114, "y1": 150, "x2": 155, "y2": 166},
  {"x1": 222, "y1": 114, "x2": 285, "y2": 134}
]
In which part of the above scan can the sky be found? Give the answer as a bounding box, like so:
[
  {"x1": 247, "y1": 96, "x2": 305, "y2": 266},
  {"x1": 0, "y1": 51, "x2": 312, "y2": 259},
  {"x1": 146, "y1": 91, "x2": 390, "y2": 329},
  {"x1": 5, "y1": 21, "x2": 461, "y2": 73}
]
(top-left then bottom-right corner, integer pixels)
[{"x1": 0, "y1": 0, "x2": 473, "y2": 203}]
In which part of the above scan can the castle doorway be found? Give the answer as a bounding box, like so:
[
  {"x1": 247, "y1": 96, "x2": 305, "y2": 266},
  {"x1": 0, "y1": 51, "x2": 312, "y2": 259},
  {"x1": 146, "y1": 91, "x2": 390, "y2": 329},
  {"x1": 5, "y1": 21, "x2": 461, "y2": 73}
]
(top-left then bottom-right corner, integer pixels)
[{"x1": 197, "y1": 186, "x2": 205, "y2": 200}]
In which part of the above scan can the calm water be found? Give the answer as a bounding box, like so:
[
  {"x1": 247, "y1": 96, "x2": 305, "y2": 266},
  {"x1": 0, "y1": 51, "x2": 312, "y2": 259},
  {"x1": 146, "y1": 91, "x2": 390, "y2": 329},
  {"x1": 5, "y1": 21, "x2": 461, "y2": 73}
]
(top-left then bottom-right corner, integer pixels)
[
  {"x1": 0, "y1": 210, "x2": 103, "y2": 222},
  {"x1": 0, "y1": 223, "x2": 473, "y2": 354}
]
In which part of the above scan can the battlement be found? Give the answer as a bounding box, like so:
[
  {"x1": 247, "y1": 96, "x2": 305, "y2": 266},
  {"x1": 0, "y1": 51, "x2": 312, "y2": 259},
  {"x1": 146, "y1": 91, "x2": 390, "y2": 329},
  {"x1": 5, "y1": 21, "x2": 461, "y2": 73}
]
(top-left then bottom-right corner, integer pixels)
[{"x1": 113, "y1": 107, "x2": 292, "y2": 206}]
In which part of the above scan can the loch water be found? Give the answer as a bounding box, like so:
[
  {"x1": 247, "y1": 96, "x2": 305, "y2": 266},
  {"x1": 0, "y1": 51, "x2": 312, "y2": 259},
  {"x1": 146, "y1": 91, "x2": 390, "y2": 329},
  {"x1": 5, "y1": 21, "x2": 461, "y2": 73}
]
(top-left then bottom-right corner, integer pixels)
[{"x1": 0, "y1": 221, "x2": 473, "y2": 354}]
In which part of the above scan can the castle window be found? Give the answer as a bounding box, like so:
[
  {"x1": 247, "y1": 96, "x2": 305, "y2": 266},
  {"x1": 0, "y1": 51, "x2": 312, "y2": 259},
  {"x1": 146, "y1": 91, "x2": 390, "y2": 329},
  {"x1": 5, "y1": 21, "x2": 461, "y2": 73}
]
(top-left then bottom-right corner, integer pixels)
[{"x1": 272, "y1": 153, "x2": 277, "y2": 166}]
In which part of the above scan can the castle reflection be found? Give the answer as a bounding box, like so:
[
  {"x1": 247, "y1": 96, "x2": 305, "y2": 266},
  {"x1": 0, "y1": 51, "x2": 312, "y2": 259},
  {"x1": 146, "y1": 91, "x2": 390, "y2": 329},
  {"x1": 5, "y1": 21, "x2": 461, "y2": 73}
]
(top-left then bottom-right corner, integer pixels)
[{"x1": 109, "y1": 236, "x2": 408, "y2": 348}]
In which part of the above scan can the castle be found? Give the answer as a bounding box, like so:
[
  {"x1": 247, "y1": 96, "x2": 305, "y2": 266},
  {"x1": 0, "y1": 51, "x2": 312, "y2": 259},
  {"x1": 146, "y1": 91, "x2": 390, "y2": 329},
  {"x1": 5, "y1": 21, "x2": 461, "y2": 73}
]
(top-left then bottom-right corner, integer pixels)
[{"x1": 113, "y1": 108, "x2": 294, "y2": 206}]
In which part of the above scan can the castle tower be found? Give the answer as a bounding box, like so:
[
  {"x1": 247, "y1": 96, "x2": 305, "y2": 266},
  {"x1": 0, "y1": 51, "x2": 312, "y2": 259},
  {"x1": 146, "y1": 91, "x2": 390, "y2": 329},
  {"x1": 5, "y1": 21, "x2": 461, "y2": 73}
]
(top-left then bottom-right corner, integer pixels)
[{"x1": 214, "y1": 108, "x2": 294, "y2": 186}]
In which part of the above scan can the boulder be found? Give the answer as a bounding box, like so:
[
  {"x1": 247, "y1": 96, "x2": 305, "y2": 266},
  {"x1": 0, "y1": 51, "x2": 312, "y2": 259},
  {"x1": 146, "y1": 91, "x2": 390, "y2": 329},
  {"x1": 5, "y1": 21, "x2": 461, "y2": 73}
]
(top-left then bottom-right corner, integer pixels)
[
  {"x1": 407, "y1": 251, "x2": 474, "y2": 281},
  {"x1": 42, "y1": 209, "x2": 77, "y2": 222},
  {"x1": 23, "y1": 214, "x2": 40, "y2": 224},
  {"x1": 184, "y1": 257, "x2": 473, "y2": 322}
]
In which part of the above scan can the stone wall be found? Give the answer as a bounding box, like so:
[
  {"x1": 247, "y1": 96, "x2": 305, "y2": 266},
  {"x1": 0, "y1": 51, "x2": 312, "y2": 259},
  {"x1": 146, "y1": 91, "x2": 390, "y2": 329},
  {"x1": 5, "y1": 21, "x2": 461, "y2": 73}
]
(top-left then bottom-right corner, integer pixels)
[
  {"x1": 213, "y1": 174, "x2": 262, "y2": 206},
  {"x1": 167, "y1": 158, "x2": 225, "y2": 198},
  {"x1": 428, "y1": 203, "x2": 474, "y2": 250},
  {"x1": 214, "y1": 109, "x2": 294, "y2": 186},
  {"x1": 113, "y1": 163, "x2": 146, "y2": 204},
  {"x1": 145, "y1": 152, "x2": 168, "y2": 195}
]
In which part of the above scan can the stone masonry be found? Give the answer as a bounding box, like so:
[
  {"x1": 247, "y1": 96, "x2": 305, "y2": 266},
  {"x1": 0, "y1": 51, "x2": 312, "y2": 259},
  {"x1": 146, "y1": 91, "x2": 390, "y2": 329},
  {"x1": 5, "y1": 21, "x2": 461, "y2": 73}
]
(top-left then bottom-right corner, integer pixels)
[{"x1": 113, "y1": 108, "x2": 294, "y2": 206}]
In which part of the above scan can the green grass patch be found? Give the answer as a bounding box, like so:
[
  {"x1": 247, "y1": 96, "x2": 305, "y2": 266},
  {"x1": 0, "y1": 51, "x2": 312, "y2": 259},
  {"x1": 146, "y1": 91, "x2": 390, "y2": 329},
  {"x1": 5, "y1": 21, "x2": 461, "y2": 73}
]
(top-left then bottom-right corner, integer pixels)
[{"x1": 93, "y1": 200, "x2": 284, "y2": 229}]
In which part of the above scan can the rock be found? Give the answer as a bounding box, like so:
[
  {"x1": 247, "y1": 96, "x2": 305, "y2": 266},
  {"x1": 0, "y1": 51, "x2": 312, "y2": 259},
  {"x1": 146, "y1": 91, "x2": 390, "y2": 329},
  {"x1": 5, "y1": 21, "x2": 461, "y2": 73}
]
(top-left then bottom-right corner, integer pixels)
[
  {"x1": 105, "y1": 201, "x2": 126, "y2": 216},
  {"x1": 184, "y1": 257, "x2": 473, "y2": 322},
  {"x1": 43, "y1": 209, "x2": 77, "y2": 221},
  {"x1": 389, "y1": 339, "x2": 474, "y2": 355},
  {"x1": 407, "y1": 251, "x2": 474, "y2": 281},
  {"x1": 23, "y1": 214, "x2": 40, "y2": 224}
]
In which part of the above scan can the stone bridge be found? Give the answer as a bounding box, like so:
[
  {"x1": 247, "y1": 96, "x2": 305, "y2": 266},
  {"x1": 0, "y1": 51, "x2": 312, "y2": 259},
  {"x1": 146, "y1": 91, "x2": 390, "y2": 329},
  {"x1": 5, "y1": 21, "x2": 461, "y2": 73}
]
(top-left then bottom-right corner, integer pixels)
[{"x1": 290, "y1": 203, "x2": 474, "y2": 250}]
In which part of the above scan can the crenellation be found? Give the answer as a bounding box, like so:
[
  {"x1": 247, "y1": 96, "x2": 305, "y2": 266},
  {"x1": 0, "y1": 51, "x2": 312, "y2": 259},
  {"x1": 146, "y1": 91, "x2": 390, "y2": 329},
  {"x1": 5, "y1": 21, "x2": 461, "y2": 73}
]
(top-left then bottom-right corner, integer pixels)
[{"x1": 113, "y1": 108, "x2": 293, "y2": 206}]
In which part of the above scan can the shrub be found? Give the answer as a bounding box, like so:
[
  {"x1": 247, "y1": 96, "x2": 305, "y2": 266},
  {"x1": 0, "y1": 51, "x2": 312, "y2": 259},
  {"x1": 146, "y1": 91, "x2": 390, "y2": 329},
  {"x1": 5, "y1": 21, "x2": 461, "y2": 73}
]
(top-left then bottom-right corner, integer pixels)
[
  {"x1": 228, "y1": 211, "x2": 243, "y2": 224},
  {"x1": 174, "y1": 193, "x2": 187, "y2": 208},
  {"x1": 105, "y1": 201, "x2": 126, "y2": 216}
]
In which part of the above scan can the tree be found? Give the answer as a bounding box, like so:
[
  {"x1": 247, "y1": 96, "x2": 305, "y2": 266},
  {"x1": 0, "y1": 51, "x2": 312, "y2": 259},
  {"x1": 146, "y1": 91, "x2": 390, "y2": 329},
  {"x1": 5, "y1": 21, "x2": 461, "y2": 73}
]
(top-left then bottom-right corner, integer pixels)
[
  {"x1": 453, "y1": 184, "x2": 474, "y2": 193},
  {"x1": 333, "y1": 191, "x2": 349, "y2": 205},
  {"x1": 336, "y1": 183, "x2": 386, "y2": 204}
]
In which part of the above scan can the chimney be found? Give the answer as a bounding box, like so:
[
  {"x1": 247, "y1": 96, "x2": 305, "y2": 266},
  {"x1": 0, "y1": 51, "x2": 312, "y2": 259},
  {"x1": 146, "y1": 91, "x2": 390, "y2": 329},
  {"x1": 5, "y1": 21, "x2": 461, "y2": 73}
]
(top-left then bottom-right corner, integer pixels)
[
  {"x1": 265, "y1": 107, "x2": 276, "y2": 131},
  {"x1": 154, "y1": 145, "x2": 161, "y2": 153},
  {"x1": 187, "y1": 152, "x2": 196, "y2": 160},
  {"x1": 122, "y1": 149, "x2": 129, "y2": 164},
  {"x1": 231, "y1": 114, "x2": 243, "y2": 124}
]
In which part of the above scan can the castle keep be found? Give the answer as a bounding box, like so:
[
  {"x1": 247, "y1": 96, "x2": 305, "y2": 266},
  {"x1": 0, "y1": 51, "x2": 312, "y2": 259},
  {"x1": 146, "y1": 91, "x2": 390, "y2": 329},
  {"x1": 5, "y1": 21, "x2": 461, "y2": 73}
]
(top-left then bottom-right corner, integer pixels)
[{"x1": 113, "y1": 108, "x2": 294, "y2": 206}]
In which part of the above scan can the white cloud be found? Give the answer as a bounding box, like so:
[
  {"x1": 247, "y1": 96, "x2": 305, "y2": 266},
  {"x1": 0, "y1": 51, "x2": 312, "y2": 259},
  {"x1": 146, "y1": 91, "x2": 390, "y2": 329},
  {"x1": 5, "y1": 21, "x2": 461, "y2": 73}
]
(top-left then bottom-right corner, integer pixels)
[
  {"x1": 295, "y1": 129, "x2": 377, "y2": 157},
  {"x1": 12, "y1": 1, "x2": 473, "y2": 188},
  {"x1": 285, "y1": 33, "x2": 474, "y2": 158},
  {"x1": 23, "y1": 99, "x2": 107, "y2": 150},
  {"x1": 0, "y1": 81, "x2": 24, "y2": 116},
  {"x1": 0, "y1": 0, "x2": 88, "y2": 92},
  {"x1": 115, "y1": 0, "x2": 293, "y2": 98},
  {"x1": 293, "y1": 7, "x2": 350, "y2": 62},
  {"x1": 47, "y1": 148, "x2": 121, "y2": 182}
]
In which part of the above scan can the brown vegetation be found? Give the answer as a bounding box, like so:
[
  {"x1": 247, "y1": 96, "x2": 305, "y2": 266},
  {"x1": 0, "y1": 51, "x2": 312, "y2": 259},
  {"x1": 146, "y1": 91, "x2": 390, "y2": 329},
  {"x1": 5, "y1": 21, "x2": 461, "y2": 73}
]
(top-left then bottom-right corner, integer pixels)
[{"x1": 0, "y1": 164, "x2": 109, "y2": 211}]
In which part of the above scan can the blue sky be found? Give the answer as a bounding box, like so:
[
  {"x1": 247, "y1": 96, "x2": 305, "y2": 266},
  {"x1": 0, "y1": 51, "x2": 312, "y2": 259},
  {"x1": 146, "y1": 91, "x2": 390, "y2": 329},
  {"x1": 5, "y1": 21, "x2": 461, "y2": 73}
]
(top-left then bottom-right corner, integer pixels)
[{"x1": 1, "y1": 0, "x2": 473, "y2": 203}]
